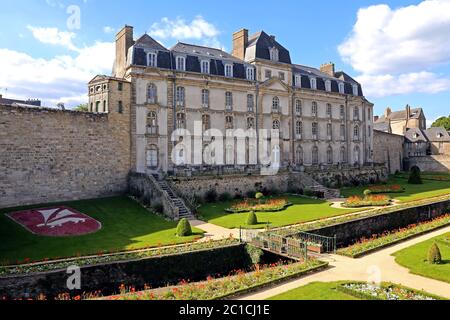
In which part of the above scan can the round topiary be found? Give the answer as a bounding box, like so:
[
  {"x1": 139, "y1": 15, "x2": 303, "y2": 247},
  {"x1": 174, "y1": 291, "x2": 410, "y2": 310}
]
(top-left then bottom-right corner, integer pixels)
[
  {"x1": 176, "y1": 218, "x2": 192, "y2": 237},
  {"x1": 246, "y1": 211, "x2": 258, "y2": 226},
  {"x1": 363, "y1": 189, "x2": 372, "y2": 198},
  {"x1": 255, "y1": 192, "x2": 264, "y2": 200},
  {"x1": 408, "y1": 166, "x2": 423, "y2": 184},
  {"x1": 428, "y1": 243, "x2": 442, "y2": 264}
]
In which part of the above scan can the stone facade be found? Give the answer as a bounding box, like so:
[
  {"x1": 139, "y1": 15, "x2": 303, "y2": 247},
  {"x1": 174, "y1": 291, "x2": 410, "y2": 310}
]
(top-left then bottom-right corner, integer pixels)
[
  {"x1": 405, "y1": 155, "x2": 450, "y2": 173},
  {"x1": 0, "y1": 104, "x2": 131, "y2": 208},
  {"x1": 373, "y1": 130, "x2": 404, "y2": 174}
]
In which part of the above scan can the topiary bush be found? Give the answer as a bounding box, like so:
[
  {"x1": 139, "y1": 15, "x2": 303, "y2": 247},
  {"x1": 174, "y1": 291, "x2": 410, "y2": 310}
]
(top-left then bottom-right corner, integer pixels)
[
  {"x1": 204, "y1": 188, "x2": 218, "y2": 203},
  {"x1": 255, "y1": 192, "x2": 264, "y2": 200},
  {"x1": 218, "y1": 192, "x2": 232, "y2": 202},
  {"x1": 246, "y1": 211, "x2": 258, "y2": 226},
  {"x1": 363, "y1": 189, "x2": 372, "y2": 198},
  {"x1": 176, "y1": 218, "x2": 192, "y2": 237},
  {"x1": 408, "y1": 166, "x2": 423, "y2": 184},
  {"x1": 427, "y1": 243, "x2": 442, "y2": 264}
]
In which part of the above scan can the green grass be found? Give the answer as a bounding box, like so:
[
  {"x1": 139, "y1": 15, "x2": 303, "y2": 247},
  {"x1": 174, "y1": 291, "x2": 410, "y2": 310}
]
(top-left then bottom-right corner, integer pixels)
[
  {"x1": 341, "y1": 176, "x2": 450, "y2": 203},
  {"x1": 393, "y1": 232, "x2": 450, "y2": 283},
  {"x1": 0, "y1": 197, "x2": 204, "y2": 264},
  {"x1": 198, "y1": 196, "x2": 357, "y2": 229},
  {"x1": 267, "y1": 281, "x2": 359, "y2": 300}
]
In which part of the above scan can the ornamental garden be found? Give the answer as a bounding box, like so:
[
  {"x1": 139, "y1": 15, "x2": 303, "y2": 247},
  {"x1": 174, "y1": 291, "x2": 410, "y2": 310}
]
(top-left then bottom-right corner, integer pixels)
[{"x1": 0, "y1": 168, "x2": 449, "y2": 300}]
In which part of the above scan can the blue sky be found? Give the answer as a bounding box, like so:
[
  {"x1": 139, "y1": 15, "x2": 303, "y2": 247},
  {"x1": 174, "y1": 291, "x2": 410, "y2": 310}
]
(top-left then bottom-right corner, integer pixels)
[{"x1": 0, "y1": 0, "x2": 449, "y2": 125}]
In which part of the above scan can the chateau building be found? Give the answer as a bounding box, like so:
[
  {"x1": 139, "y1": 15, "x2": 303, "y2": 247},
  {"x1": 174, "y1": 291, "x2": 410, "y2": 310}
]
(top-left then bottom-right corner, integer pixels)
[
  {"x1": 89, "y1": 26, "x2": 374, "y2": 175},
  {"x1": 374, "y1": 105, "x2": 426, "y2": 136}
]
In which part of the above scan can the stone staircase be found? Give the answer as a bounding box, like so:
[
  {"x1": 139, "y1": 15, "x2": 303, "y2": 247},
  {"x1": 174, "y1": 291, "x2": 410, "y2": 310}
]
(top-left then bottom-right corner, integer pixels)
[
  {"x1": 151, "y1": 174, "x2": 194, "y2": 220},
  {"x1": 298, "y1": 172, "x2": 341, "y2": 200}
]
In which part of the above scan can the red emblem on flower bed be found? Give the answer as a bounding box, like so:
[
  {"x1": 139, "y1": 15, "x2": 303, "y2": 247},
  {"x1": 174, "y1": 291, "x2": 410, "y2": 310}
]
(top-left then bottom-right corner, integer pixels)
[{"x1": 6, "y1": 206, "x2": 101, "y2": 237}]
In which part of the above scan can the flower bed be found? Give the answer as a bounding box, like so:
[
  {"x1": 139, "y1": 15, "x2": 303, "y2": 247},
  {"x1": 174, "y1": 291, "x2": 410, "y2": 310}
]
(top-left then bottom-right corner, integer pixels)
[
  {"x1": 338, "y1": 282, "x2": 443, "y2": 300},
  {"x1": 368, "y1": 184, "x2": 405, "y2": 194},
  {"x1": 101, "y1": 260, "x2": 328, "y2": 300},
  {"x1": 226, "y1": 198, "x2": 292, "y2": 213},
  {"x1": 0, "y1": 238, "x2": 239, "y2": 277},
  {"x1": 342, "y1": 195, "x2": 391, "y2": 208},
  {"x1": 337, "y1": 214, "x2": 450, "y2": 258}
]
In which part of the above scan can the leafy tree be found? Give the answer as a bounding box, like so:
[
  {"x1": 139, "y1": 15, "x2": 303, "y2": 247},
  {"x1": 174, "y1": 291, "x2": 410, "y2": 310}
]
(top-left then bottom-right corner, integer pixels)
[
  {"x1": 74, "y1": 103, "x2": 89, "y2": 112},
  {"x1": 431, "y1": 116, "x2": 450, "y2": 131},
  {"x1": 428, "y1": 243, "x2": 442, "y2": 264},
  {"x1": 176, "y1": 218, "x2": 192, "y2": 237},
  {"x1": 408, "y1": 166, "x2": 423, "y2": 184}
]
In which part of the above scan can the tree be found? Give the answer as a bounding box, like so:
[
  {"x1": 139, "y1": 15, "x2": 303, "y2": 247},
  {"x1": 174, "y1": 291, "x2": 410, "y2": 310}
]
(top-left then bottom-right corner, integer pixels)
[
  {"x1": 431, "y1": 116, "x2": 450, "y2": 131},
  {"x1": 428, "y1": 243, "x2": 442, "y2": 264},
  {"x1": 408, "y1": 166, "x2": 423, "y2": 184},
  {"x1": 176, "y1": 218, "x2": 192, "y2": 237},
  {"x1": 74, "y1": 103, "x2": 88, "y2": 112}
]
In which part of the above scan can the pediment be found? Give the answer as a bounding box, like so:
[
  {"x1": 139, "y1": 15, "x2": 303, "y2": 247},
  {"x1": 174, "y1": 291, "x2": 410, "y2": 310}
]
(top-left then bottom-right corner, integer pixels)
[{"x1": 261, "y1": 77, "x2": 289, "y2": 92}]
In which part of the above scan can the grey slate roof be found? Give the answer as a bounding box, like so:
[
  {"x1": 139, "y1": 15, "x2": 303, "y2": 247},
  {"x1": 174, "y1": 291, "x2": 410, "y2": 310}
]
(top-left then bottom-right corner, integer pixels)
[
  {"x1": 423, "y1": 127, "x2": 450, "y2": 142},
  {"x1": 0, "y1": 96, "x2": 41, "y2": 107},
  {"x1": 375, "y1": 108, "x2": 423, "y2": 123},
  {"x1": 245, "y1": 31, "x2": 291, "y2": 64},
  {"x1": 404, "y1": 128, "x2": 428, "y2": 143},
  {"x1": 171, "y1": 42, "x2": 240, "y2": 62},
  {"x1": 374, "y1": 122, "x2": 391, "y2": 133}
]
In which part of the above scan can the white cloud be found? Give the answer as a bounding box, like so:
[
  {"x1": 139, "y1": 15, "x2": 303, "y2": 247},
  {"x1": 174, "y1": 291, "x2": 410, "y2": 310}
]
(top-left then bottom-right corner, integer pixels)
[
  {"x1": 27, "y1": 26, "x2": 79, "y2": 52},
  {"x1": 103, "y1": 26, "x2": 115, "y2": 34},
  {"x1": 149, "y1": 16, "x2": 223, "y2": 49},
  {"x1": 338, "y1": 0, "x2": 450, "y2": 97}
]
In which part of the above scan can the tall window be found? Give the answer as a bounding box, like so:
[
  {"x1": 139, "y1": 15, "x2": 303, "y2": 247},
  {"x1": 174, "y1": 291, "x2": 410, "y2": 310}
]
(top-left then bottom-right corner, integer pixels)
[
  {"x1": 352, "y1": 84, "x2": 359, "y2": 96},
  {"x1": 247, "y1": 94, "x2": 254, "y2": 112},
  {"x1": 95, "y1": 101, "x2": 100, "y2": 113},
  {"x1": 312, "y1": 122, "x2": 318, "y2": 137},
  {"x1": 327, "y1": 146, "x2": 333, "y2": 164},
  {"x1": 295, "y1": 121, "x2": 302, "y2": 137},
  {"x1": 176, "y1": 56, "x2": 186, "y2": 71},
  {"x1": 147, "y1": 83, "x2": 157, "y2": 104},
  {"x1": 176, "y1": 87, "x2": 185, "y2": 107},
  {"x1": 269, "y1": 47, "x2": 279, "y2": 62},
  {"x1": 338, "y1": 82, "x2": 345, "y2": 94},
  {"x1": 201, "y1": 60, "x2": 210, "y2": 74},
  {"x1": 147, "y1": 111, "x2": 158, "y2": 135},
  {"x1": 148, "y1": 52, "x2": 157, "y2": 67},
  {"x1": 202, "y1": 114, "x2": 210, "y2": 132},
  {"x1": 118, "y1": 82, "x2": 123, "y2": 91},
  {"x1": 265, "y1": 70, "x2": 272, "y2": 79},
  {"x1": 117, "y1": 101, "x2": 123, "y2": 114},
  {"x1": 327, "y1": 123, "x2": 332, "y2": 137},
  {"x1": 225, "y1": 116, "x2": 234, "y2": 129},
  {"x1": 340, "y1": 105, "x2": 345, "y2": 118},
  {"x1": 296, "y1": 146, "x2": 303, "y2": 165},
  {"x1": 247, "y1": 117, "x2": 255, "y2": 129},
  {"x1": 225, "y1": 64, "x2": 233, "y2": 77},
  {"x1": 147, "y1": 145, "x2": 158, "y2": 168},
  {"x1": 325, "y1": 80, "x2": 331, "y2": 92},
  {"x1": 310, "y1": 77, "x2": 317, "y2": 90},
  {"x1": 340, "y1": 124, "x2": 346, "y2": 139},
  {"x1": 326, "y1": 103, "x2": 332, "y2": 117},
  {"x1": 295, "y1": 74, "x2": 302, "y2": 87},
  {"x1": 353, "y1": 125, "x2": 360, "y2": 139},
  {"x1": 312, "y1": 101, "x2": 318, "y2": 117},
  {"x1": 103, "y1": 100, "x2": 107, "y2": 113},
  {"x1": 272, "y1": 119, "x2": 280, "y2": 130},
  {"x1": 176, "y1": 113, "x2": 186, "y2": 129},
  {"x1": 312, "y1": 146, "x2": 319, "y2": 165},
  {"x1": 278, "y1": 72, "x2": 285, "y2": 80},
  {"x1": 202, "y1": 89, "x2": 209, "y2": 108},
  {"x1": 272, "y1": 96, "x2": 280, "y2": 113},
  {"x1": 225, "y1": 92, "x2": 233, "y2": 111},
  {"x1": 340, "y1": 147, "x2": 347, "y2": 163},
  {"x1": 295, "y1": 99, "x2": 302, "y2": 116},
  {"x1": 246, "y1": 67, "x2": 255, "y2": 81},
  {"x1": 354, "y1": 107, "x2": 359, "y2": 120},
  {"x1": 354, "y1": 146, "x2": 360, "y2": 164}
]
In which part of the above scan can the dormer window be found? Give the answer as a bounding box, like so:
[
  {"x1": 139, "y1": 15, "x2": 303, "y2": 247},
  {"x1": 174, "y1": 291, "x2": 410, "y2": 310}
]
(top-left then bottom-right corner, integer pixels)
[
  {"x1": 338, "y1": 82, "x2": 345, "y2": 94},
  {"x1": 310, "y1": 77, "x2": 317, "y2": 90},
  {"x1": 352, "y1": 84, "x2": 359, "y2": 96},
  {"x1": 325, "y1": 80, "x2": 331, "y2": 92},
  {"x1": 201, "y1": 60, "x2": 210, "y2": 74},
  {"x1": 269, "y1": 47, "x2": 279, "y2": 62},
  {"x1": 148, "y1": 52, "x2": 157, "y2": 67},
  {"x1": 437, "y1": 133, "x2": 444, "y2": 138},
  {"x1": 176, "y1": 56, "x2": 186, "y2": 71},
  {"x1": 225, "y1": 64, "x2": 233, "y2": 77},
  {"x1": 246, "y1": 67, "x2": 255, "y2": 81},
  {"x1": 295, "y1": 74, "x2": 302, "y2": 87}
]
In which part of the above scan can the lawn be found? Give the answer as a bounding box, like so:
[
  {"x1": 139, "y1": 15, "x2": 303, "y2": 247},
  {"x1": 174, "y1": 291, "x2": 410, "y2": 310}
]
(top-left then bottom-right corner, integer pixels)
[
  {"x1": 341, "y1": 176, "x2": 450, "y2": 203},
  {"x1": 393, "y1": 232, "x2": 450, "y2": 283},
  {"x1": 198, "y1": 196, "x2": 357, "y2": 229},
  {"x1": 0, "y1": 197, "x2": 204, "y2": 264},
  {"x1": 267, "y1": 281, "x2": 358, "y2": 300}
]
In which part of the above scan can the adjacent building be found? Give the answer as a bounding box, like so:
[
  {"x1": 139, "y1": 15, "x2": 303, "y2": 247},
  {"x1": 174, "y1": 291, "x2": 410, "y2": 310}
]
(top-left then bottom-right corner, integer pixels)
[{"x1": 374, "y1": 105, "x2": 426, "y2": 136}]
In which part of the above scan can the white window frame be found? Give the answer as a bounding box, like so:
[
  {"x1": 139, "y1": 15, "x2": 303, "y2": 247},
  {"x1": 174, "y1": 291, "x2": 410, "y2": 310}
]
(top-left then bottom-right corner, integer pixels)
[
  {"x1": 295, "y1": 74, "x2": 302, "y2": 87},
  {"x1": 225, "y1": 64, "x2": 233, "y2": 78},
  {"x1": 338, "y1": 82, "x2": 345, "y2": 94},
  {"x1": 176, "y1": 86, "x2": 185, "y2": 107},
  {"x1": 201, "y1": 60, "x2": 210, "y2": 74},
  {"x1": 272, "y1": 96, "x2": 280, "y2": 113},
  {"x1": 147, "y1": 52, "x2": 157, "y2": 68},
  {"x1": 176, "y1": 56, "x2": 186, "y2": 71},
  {"x1": 269, "y1": 47, "x2": 279, "y2": 62},
  {"x1": 225, "y1": 92, "x2": 233, "y2": 111},
  {"x1": 246, "y1": 67, "x2": 255, "y2": 81},
  {"x1": 247, "y1": 94, "x2": 254, "y2": 112},
  {"x1": 295, "y1": 99, "x2": 302, "y2": 116},
  {"x1": 310, "y1": 77, "x2": 317, "y2": 90},
  {"x1": 325, "y1": 80, "x2": 331, "y2": 92},
  {"x1": 202, "y1": 89, "x2": 209, "y2": 108},
  {"x1": 352, "y1": 84, "x2": 359, "y2": 96}
]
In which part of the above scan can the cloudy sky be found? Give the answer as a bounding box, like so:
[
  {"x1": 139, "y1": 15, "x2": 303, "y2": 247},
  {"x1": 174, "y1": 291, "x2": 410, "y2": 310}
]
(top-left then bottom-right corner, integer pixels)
[{"x1": 1, "y1": 0, "x2": 450, "y2": 125}]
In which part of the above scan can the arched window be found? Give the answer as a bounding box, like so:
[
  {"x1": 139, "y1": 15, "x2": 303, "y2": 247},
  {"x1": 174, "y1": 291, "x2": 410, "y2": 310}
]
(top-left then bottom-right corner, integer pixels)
[
  {"x1": 354, "y1": 145, "x2": 360, "y2": 164},
  {"x1": 340, "y1": 147, "x2": 347, "y2": 163},
  {"x1": 272, "y1": 145, "x2": 281, "y2": 165},
  {"x1": 354, "y1": 125, "x2": 360, "y2": 139},
  {"x1": 225, "y1": 115, "x2": 233, "y2": 129},
  {"x1": 312, "y1": 146, "x2": 319, "y2": 165},
  {"x1": 176, "y1": 113, "x2": 186, "y2": 129},
  {"x1": 202, "y1": 114, "x2": 210, "y2": 132},
  {"x1": 247, "y1": 117, "x2": 255, "y2": 129},
  {"x1": 272, "y1": 97, "x2": 280, "y2": 113},
  {"x1": 146, "y1": 145, "x2": 158, "y2": 168},
  {"x1": 272, "y1": 119, "x2": 280, "y2": 130},
  {"x1": 312, "y1": 101, "x2": 317, "y2": 116},
  {"x1": 226, "y1": 144, "x2": 234, "y2": 165},
  {"x1": 202, "y1": 89, "x2": 209, "y2": 108},
  {"x1": 176, "y1": 86, "x2": 185, "y2": 107},
  {"x1": 295, "y1": 99, "x2": 302, "y2": 116},
  {"x1": 327, "y1": 146, "x2": 333, "y2": 164},
  {"x1": 147, "y1": 111, "x2": 158, "y2": 134},
  {"x1": 310, "y1": 77, "x2": 317, "y2": 90},
  {"x1": 295, "y1": 121, "x2": 302, "y2": 137},
  {"x1": 296, "y1": 146, "x2": 303, "y2": 165},
  {"x1": 147, "y1": 84, "x2": 157, "y2": 104}
]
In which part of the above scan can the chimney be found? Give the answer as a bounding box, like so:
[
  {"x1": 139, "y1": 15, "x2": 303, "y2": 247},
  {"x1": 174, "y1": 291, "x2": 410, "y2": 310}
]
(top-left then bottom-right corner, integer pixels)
[
  {"x1": 320, "y1": 62, "x2": 335, "y2": 77},
  {"x1": 374, "y1": 115, "x2": 379, "y2": 122},
  {"x1": 406, "y1": 104, "x2": 411, "y2": 119},
  {"x1": 384, "y1": 107, "x2": 392, "y2": 118},
  {"x1": 113, "y1": 25, "x2": 134, "y2": 78},
  {"x1": 232, "y1": 28, "x2": 248, "y2": 60}
]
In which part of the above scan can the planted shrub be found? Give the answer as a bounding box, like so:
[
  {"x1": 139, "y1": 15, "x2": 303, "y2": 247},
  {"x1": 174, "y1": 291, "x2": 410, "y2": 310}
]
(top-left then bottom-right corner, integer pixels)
[
  {"x1": 363, "y1": 189, "x2": 372, "y2": 198},
  {"x1": 151, "y1": 201, "x2": 164, "y2": 214},
  {"x1": 427, "y1": 243, "x2": 442, "y2": 264},
  {"x1": 246, "y1": 190, "x2": 256, "y2": 199},
  {"x1": 177, "y1": 218, "x2": 192, "y2": 237},
  {"x1": 408, "y1": 166, "x2": 423, "y2": 184},
  {"x1": 204, "y1": 188, "x2": 218, "y2": 203},
  {"x1": 246, "y1": 211, "x2": 258, "y2": 226},
  {"x1": 255, "y1": 192, "x2": 264, "y2": 200},
  {"x1": 219, "y1": 192, "x2": 232, "y2": 202}
]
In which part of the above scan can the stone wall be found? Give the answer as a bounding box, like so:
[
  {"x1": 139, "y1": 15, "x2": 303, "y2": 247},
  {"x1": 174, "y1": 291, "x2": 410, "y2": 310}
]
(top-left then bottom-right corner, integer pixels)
[
  {"x1": 373, "y1": 130, "x2": 404, "y2": 174},
  {"x1": 0, "y1": 104, "x2": 131, "y2": 208},
  {"x1": 405, "y1": 155, "x2": 450, "y2": 173}
]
